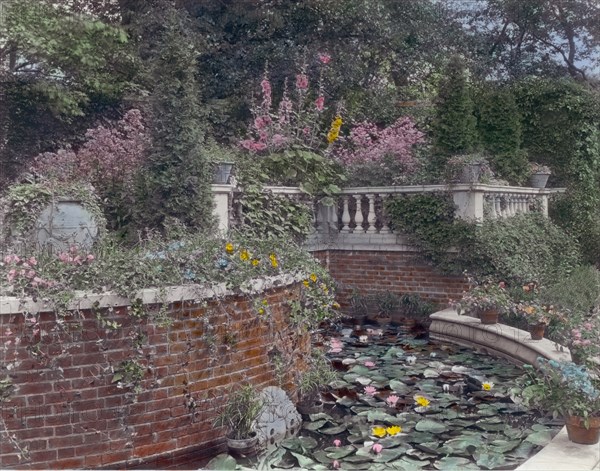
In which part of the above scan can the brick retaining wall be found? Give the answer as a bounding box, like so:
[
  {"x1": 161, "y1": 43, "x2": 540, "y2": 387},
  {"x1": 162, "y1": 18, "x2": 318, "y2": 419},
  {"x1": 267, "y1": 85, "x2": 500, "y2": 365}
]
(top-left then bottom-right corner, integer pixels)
[
  {"x1": 0, "y1": 283, "x2": 308, "y2": 469},
  {"x1": 312, "y1": 250, "x2": 468, "y2": 311}
]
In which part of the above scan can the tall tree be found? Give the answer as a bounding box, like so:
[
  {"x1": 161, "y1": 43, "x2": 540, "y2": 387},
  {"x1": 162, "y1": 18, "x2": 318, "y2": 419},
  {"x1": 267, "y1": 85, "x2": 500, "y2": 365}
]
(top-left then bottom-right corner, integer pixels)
[
  {"x1": 432, "y1": 56, "x2": 478, "y2": 159},
  {"x1": 453, "y1": 0, "x2": 600, "y2": 81}
]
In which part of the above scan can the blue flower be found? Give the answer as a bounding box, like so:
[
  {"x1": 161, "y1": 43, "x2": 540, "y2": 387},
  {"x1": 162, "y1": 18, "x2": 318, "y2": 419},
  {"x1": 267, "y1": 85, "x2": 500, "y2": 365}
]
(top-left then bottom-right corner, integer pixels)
[{"x1": 216, "y1": 258, "x2": 229, "y2": 269}]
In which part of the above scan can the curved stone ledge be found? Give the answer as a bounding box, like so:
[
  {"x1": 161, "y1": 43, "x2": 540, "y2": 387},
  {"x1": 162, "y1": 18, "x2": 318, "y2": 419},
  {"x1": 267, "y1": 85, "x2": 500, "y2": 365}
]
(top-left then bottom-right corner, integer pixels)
[
  {"x1": 0, "y1": 273, "x2": 304, "y2": 315},
  {"x1": 429, "y1": 308, "x2": 600, "y2": 471},
  {"x1": 429, "y1": 308, "x2": 571, "y2": 366}
]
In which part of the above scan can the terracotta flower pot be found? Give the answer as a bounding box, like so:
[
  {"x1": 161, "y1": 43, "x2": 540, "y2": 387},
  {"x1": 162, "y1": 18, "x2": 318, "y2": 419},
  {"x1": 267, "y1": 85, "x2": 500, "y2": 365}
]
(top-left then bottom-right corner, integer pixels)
[
  {"x1": 479, "y1": 309, "x2": 499, "y2": 325},
  {"x1": 565, "y1": 416, "x2": 600, "y2": 445},
  {"x1": 528, "y1": 323, "x2": 546, "y2": 340}
]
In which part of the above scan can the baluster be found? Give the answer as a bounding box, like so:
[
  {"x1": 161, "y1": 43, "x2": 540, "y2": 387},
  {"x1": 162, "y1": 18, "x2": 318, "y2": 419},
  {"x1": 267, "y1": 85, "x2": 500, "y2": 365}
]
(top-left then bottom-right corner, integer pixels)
[
  {"x1": 366, "y1": 194, "x2": 377, "y2": 233},
  {"x1": 381, "y1": 195, "x2": 393, "y2": 233},
  {"x1": 313, "y1": 200, "x2": 320, "y2": 233},
  {"x1": 495, "y1": 194, "x2": 504, "y2": 218},
  {"x1": 486, "y1": 195, "x2": 497, "y2": 219},
  {"x1": 354, "y1": 195, "x2": 364, "y2": 233},
  {"x1": 506, "y1": 195, "x2": 514, "y2": 217},
  {"x1": 340, "y1": 195, "x2": 351, "y2": 233}
]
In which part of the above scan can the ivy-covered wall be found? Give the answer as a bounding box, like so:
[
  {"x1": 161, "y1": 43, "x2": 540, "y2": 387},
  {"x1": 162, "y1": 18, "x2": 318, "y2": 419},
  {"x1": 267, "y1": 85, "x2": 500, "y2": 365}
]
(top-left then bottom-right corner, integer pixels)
[{"x1": 0, "y1": 283, "x2": 309, "y2": 469}]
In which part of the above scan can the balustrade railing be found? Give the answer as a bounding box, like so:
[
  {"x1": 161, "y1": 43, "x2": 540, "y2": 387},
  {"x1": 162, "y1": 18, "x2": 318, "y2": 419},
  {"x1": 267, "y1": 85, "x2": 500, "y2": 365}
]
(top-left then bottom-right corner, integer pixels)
[{"x1": 223, "y1": 184, "x2": 563, "y2": 239}]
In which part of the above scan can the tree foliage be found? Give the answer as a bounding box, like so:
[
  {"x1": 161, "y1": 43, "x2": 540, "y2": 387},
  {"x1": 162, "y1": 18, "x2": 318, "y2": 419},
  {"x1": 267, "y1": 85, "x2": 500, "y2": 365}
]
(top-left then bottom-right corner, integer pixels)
[
  {"x1": 431, "y1": 56, "x2": 478, "y2": 160},
  {"x1": 131, "y1": 2, "x2": 214, "y2": 233}
]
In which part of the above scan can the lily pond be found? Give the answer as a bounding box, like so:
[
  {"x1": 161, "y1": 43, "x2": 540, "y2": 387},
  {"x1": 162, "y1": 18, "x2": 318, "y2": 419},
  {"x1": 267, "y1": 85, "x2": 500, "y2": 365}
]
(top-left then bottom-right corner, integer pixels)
[{"x1": 213, "y1": 324, "x2": 561, "y2": 470}]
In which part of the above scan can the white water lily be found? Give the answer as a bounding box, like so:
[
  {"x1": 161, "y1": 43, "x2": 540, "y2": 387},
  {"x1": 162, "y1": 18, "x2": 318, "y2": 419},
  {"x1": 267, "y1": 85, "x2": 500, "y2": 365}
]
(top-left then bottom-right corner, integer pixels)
[{"x1": 406, "y1": 355, "x2": 417, "y2": 364}]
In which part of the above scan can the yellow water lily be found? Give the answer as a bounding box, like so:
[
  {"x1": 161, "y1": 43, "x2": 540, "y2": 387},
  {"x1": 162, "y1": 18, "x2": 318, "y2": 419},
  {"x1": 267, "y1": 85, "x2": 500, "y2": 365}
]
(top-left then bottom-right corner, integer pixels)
[
  {"x1": 225, "y1": 242, "x2": 234, "y2": 254},
  {"x1": 415, "y1": 396, "x2": 430, "y2": 407},
  {"x1": 386, "y1": 426, "x2": 402, "y2": 436},
  {"x1": 482, "y1": 382, "x2": 494, "y2": 391},
  {"x1": 372, "y1": 426, "x2": 387, "y2": 438}
]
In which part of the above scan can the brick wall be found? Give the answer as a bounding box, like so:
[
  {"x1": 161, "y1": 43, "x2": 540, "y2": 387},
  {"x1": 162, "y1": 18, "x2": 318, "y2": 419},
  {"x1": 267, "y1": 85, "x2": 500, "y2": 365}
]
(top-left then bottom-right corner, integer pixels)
[
  {"x1": 311, "y1": 250, "x2": 468, "y2": 311},
  {"x1": 0, "y1": 283, "x2": 308, "y2": 469}
]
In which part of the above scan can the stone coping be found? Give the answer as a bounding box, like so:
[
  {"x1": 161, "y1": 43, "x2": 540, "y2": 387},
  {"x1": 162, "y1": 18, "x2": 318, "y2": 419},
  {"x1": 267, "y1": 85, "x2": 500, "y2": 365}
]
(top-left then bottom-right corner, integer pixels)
[
  {"x1": 0, "y1": 273, "x2": 304, "y2": 315},
  {"x1": 429, "y1": 308, "x2": 600, "y2": 471}
]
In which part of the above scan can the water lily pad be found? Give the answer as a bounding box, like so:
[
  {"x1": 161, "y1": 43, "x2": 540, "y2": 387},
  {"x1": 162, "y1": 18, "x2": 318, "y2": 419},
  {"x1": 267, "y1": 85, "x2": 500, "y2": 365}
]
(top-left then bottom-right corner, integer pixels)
[
  {"x1": 507, "y1": 441, "x2": 535, "y2": 459},
  {"x1": 489, "y1": 439, "x2": 520, "y2": 453},
  {"x1": 415, "y1": 419, "x2": 448, "y2": 433},
  {"x1": 206, "y1": 453, "x2": 236, "y2": 470},
  {"x1": 325, "y1": 446, "x2": 355, "y2": 460},
  {"x1": 389, "y1": 380, "x2": 411, "y2": 394},
  {"x1": 312, "y1": 450, "x2": 333, "y2": 464},
  {"x1": 524, "y1": 429, "x2": 552, "y2": 446},
  {"x1": 320, "y1": 425, "x2": 347, "y2": 435},
  {"x1": 366, "y1": 409, "x2": 398, "y2": 423},
  {"x1": 281, "y1": 436, "x2": 318, "y2": 452},
  {"x1": 303, "y1": 419, "x2": 327, "y2": 431},
  {"x1": 374, "y1": 446, "x2": 409, "y2": 462},
  {"x1": 474, "y1": 451, "x2": 506, "y2": 470},
  {"x1": 387, "y1": 457, "x2": 431, "y2": 470},
  {"x1": 433, "y1": 456, "x2": 474, "y2": 470},
  {"x1": 337, "y1": 396, "x2": 357, "y2": 407},
  {"x1": 423, "y1": 369, "x2": 440, "y2": 378},
  {"x1": 290, "y1": 451, "x2": 317, "y2": 469},
  {"x1": 330, "y1": 380, "x2": 350, "y2": 389}
]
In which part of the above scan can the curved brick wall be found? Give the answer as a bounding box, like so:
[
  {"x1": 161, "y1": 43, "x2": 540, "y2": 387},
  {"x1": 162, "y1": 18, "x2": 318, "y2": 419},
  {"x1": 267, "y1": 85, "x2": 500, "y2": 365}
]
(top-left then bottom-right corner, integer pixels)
[{"x1": 0, "y1": 282, "x2": 308, "y2": 469}]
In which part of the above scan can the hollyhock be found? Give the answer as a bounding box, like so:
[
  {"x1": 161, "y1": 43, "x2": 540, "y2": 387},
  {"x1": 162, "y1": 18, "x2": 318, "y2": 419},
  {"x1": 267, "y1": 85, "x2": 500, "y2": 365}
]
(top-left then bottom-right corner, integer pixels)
[
  {"x1": 315, "y1": 96, "x2": 325, "y2": 111},
  {"x1": 296, "y1": 74, "x2": 309, "y2": 90}
]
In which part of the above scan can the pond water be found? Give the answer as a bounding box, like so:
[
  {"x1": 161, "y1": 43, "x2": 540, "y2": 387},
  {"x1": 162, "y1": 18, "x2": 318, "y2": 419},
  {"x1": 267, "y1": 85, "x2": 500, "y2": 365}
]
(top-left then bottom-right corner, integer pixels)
[{"x1": 214, "y1": 322, "x2": 562, "y2": 471}]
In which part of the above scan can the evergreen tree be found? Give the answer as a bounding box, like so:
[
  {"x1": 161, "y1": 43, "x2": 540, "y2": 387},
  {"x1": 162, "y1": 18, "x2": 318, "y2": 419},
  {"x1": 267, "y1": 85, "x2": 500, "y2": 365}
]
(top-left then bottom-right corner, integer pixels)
[
  {"x1": 134, "y1": 2, "x2": 214, "y2": 232},
  {"x1": 477, "y1": 87, "x2": 529, "y2": 184},
  {"x1": 432, "y1": 56, "x2": 477, "y2": 161}
]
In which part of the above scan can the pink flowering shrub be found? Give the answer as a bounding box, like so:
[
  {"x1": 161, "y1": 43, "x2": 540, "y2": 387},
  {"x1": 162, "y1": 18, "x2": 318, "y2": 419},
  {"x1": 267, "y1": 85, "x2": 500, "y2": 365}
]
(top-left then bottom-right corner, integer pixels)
[
  {"x1": 29, "y1": 110, "x2": 148, "y2": 229},
  {"x1": 240, "y1": 54, "x2": 332, "y2": 155},
  {"x1": 333, "y1": 117, "x2": 425, "y2": 171}
]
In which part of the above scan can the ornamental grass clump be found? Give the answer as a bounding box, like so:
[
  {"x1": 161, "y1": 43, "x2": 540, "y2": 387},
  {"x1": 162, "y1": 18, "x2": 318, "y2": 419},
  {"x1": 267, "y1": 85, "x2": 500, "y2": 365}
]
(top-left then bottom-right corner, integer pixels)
[{"x1": 518, "y1": 359, "x2": 600, "y2": 427}]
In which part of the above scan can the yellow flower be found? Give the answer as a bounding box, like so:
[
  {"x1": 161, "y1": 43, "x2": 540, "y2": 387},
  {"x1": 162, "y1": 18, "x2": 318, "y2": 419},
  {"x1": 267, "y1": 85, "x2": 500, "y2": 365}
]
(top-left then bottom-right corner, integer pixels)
[
  {"x1": 332, "y1": 302, "x2": 340, "y2": 309},
  {"x1": 262, "y1": 299, "x2": 268, "y2": 306},
  {"x1": 303, "y1": 280, "x2": 310, "y2": 287},
  {"x1": 372, "y1": 426, "x2": 387, "y2": 438},
  {"x1": 269, "y1": 253, "x2": 278, "y2": 268},
  {"x1": 327, "y1": 115, "x2": 343, "y2": 143},
  {"x1": 258, "y1": 308, "x2": 265, "y2": 315},
  {"x1": 415, "y1": 396, "x2": 430, "y2": 407},
  {"x1": 482, "y1": 382, "x2": 494, "y2": 391},
  {"x1": 251, "y1": 258, "x2": 260, "y2": 266},
  {"x1": 310, "y1": 273, "x2": 318, "y2": 283},
  {"x1": 225, "y1": 242, "x2": 234, "y2": 254},
  {"x1": 240, "y1": 249, "x2": 250, "y2": 261},
  {"x1": 523, "y1": 306, "x2": 535, "y2": 315},
  {"x1": 386, "y1": 426, "x2": 402, "y2": 436}
]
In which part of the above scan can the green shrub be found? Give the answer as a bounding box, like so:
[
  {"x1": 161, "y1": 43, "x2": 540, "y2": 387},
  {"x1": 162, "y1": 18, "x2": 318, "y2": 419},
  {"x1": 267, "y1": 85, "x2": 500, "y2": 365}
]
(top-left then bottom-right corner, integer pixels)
[
  {"x1": 461, "y1": 213, "x2": 581, "y2": 285},
  {"x1": 540, "y1": 265, "x2": 600, "y2": 316},
  {"x1": 385, "y1": 192, "x2": 473, "y2": 270}
]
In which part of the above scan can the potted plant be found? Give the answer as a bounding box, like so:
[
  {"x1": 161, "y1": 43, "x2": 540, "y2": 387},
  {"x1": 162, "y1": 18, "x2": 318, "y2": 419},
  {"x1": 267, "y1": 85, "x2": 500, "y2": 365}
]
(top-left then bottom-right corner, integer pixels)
[
  {"x1": 518, "y1": 359, "x2": 600, "y2": 444},
  {"x1": 454, "y1": 275, "x2": 513, "y2": 324},
  {"x1": 564, "y1": 317, "x2": 600, "y2": 367},
  {"x1": 214, "y1": 384, "x2": 264, "y2": 457},
  {"x1": 529, "y1": 163, "x2": 551, "y2": 188},
  {"x1": 446, "y1": 153, "x2": 493, "y2": 184},
  {"x1": 349, "y1": 289, "x2": 369, "y2": 326},
  {"x1": 373, "y1": 291, "x2": 400, "y2": 326},
  {"x1": 296, "y1": 352, "x2": 336, "y2": 416}
]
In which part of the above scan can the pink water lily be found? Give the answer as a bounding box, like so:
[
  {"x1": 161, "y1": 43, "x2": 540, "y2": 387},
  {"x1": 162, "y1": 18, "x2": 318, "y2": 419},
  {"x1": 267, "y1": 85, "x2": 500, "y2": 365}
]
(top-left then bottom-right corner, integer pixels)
[
  {"x1": 364, "y1": 361, "x2": 376, "y2": 368},
  {"x1": 364, "y1": 386, "x2": 377, "y2": 396},
  {"x1": 332, "y1": 460, "x2": 340, "y2": 469},
  {"x1": 386, "y1": 395, "x2": 399, "y2": 407},
  {"x1": 372, "y1": 443, "x2": 383, "y2": 454},
  {"x1": 333, "y1": 439, "x2": 342, "y2": 447}
]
